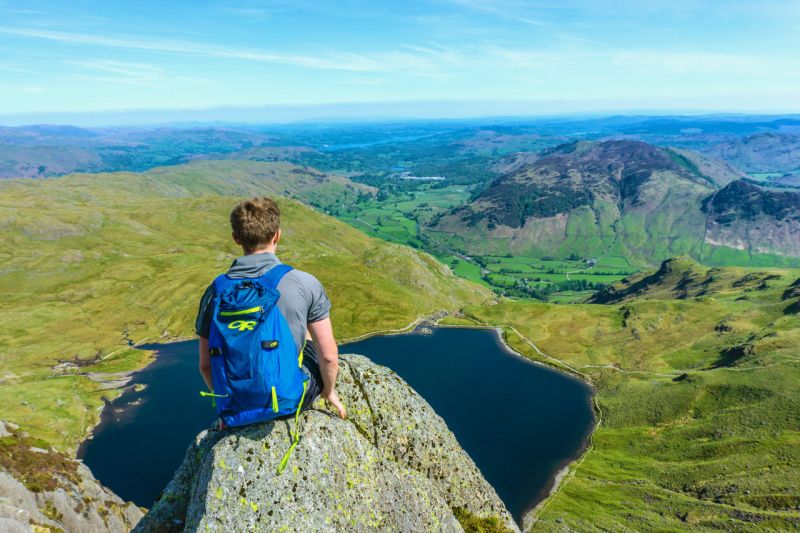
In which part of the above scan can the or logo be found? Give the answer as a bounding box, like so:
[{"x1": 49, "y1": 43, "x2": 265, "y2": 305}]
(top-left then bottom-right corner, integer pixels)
[{"x1": 228, "y1": 320, "x2": 256, "y2": 331}]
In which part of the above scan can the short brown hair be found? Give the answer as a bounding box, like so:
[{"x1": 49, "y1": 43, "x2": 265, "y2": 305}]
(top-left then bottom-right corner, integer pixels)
[{"x1": 230, "y1": 197, "x2": 280, "y2": 252}]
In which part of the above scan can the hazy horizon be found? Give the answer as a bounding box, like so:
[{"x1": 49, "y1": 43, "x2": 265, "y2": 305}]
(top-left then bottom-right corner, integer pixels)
[
  {"x1": 2, "y1": 0, "x2": 799, "y2": 125},
  {"x1": 3, "y1": 100, "x2": 800, "y2": 128}
]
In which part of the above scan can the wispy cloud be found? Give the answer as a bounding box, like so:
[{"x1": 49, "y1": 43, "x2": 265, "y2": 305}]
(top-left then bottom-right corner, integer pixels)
[
  {"x1": 464, "y1": 44, "x2": 800, "y2": 78},
  {"x1": 19, "y1": 86, "x2": 46, "y2": 94},
  {"x1": 63, "y1": 59, "x2": 166, "y2": 86},
  {"x1": 0, "y1": 7, "x2": 48, "y2": 16},
  {"x1": 3, "y1": 24, "x2": 792, "y2": 83},
  {"x1": 0, "y1": 63, "x2": 38, "y2": 74},
  {"x1": 217, "y1": 2, "x2": 294, "y2": 22},
  {"x1": 441, "y1": 0, "x2": 549, "y2": 26},
  {"x1": 60, "y1": 58, "x2": 214, "y2": 88},
  {"x1": 0, "y1": 26, "x2": 448, "y2": 75},
  {"x1": 609, "y1": 50, "x2": 800, "y2": 76},
  {"x1": 221, "y1": 6, "x2": 276, "y2": 19}
]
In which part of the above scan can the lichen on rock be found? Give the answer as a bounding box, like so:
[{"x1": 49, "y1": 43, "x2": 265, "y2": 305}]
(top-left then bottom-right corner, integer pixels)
[{"x1": 134, "y1": 354, "x2": 518, "y2": 532}]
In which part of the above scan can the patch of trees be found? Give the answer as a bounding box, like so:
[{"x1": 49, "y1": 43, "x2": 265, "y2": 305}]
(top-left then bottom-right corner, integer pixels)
[
  {"x1": 458, "y1": 207, "x2": 485, "y2": 227},
  {"x1": 479, "y1": 182, "x2": 592, "y2": 228},
  {"x1": 483, "y1": 274, "x2": 606, "y2": 301}
]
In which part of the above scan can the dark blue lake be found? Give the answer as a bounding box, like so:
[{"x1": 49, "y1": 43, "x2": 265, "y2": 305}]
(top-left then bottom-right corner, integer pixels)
[{"x1": 79, "y1": 327, "x2": 594, "y2": 523}]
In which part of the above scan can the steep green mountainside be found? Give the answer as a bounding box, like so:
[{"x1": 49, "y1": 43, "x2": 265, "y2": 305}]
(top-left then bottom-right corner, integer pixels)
[
  {"x1": 664, "y1": 147, "x2": 745, "y2": 188},
  {"x1": 0, "y1": 162, "x2": 489, "y2": 451},
  {"x1": 449, "y1": 257, "x2": 800, "y2": 531},
  {"x1": 430, "y1": 140, "x2": 800, "y2": 267}
]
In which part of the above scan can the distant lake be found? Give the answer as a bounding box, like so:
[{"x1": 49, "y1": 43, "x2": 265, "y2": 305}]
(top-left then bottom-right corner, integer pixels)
[
  {"x1": 79, "y1": 327, "x2": 594, "y2": 524},
  {"x1": 319, "y1": 134, "x2": 436, "y2": 151}
]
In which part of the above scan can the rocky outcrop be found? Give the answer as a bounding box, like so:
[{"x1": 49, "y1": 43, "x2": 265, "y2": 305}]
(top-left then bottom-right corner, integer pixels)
[
  {"x1": 134, "y1": 354, "x2": 517, "y2": 532},
  {"x1": 702, "y1": 179, "x2": 800, "y2": 257},
  {"x1": 0, "y1": 421, "x2": 143, "y2": 532}
]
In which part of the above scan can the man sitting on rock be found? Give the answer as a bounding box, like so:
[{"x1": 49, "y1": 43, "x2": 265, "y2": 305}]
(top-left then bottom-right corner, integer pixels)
[{"x1": 195, "y1": 196, "x2": 347, "y2": 428}]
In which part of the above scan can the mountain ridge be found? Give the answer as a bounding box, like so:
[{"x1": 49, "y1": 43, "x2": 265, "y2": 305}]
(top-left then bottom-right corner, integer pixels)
[{"x1": 430, "y1": 140, "x2": 800, "y2": 265}]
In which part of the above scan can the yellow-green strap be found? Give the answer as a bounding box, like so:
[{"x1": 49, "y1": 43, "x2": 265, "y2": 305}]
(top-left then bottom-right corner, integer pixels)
[
  {"x1": 298, "y1": 339, "x2": 307, "y2": 368},
  {"x1": 200, "y1": 390, "x2": 229, "y2": 408},
  {"x1": 276, "y1": 380, "x2": 308, "y2": 475}
]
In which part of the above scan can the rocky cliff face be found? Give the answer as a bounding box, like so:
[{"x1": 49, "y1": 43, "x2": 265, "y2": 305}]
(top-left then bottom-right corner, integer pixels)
[
  {"x1": 134, "y1": 354, "x2": 517, "y2": 533},
  {"x1": 0, "y1": 421, "x2": 143, "y2": 533},
  {"x1": 702, "y1": 179, "x2": 800, "y2": 257}
]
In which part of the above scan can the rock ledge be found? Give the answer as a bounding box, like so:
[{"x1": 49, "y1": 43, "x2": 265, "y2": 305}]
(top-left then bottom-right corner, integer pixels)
[{"x1": 134, "y1": 354, "x2": 517, "y2": 532}]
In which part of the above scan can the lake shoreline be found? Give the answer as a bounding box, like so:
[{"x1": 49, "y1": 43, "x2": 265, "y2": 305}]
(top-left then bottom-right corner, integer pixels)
[
  {"x1": 432, "y1": 323, "x2": 596, "y2": 524},
  {"x1": 339, "y1": 318, "x2": 598, "y2": 522},
  {"x1": 80, "y1": 314, "x2": 597, "y2": 524}
]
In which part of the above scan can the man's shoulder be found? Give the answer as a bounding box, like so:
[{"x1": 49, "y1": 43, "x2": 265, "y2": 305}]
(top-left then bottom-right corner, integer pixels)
[
  {"x1": 281, "y1": 267, "x2": 323, "y2": 290},
  {"x1": 280, "y1": 265, "x2": 331, "y2": 321}
]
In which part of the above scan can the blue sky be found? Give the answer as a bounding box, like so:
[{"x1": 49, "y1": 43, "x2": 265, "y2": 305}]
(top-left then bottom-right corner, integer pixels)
[{"x1": 0, "y1": 0, "x2": 799, "y2": 119}]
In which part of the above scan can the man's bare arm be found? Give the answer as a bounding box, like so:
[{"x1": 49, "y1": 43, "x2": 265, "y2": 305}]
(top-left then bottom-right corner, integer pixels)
[
  {"x1": 308, "y1": 317, "x2": 346, "y2": 419},
  {"x1": 198, "y1": 336, "x2": 212, "y2": 391}
]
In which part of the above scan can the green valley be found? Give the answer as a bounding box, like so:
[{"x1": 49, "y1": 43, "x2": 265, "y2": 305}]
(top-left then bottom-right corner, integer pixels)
[{"x1": 447, "y1": 257, "x2": 800, "y2": 531}]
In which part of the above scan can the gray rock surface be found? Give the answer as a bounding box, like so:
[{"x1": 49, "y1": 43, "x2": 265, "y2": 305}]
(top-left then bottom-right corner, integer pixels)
[
  {"x1": 0, "y1": 421, "x2": 16, "y2": 438},
  {"x1": 135, "y1": 354, "x2": 518, "y2": 532},
  {"x1": 0, "y1": 423, "x2": 143, "y2": 533}
]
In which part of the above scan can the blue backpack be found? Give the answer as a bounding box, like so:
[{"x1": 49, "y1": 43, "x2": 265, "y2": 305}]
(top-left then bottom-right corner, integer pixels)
[{"x1": 200, "y1": 264, "x2": 309, "y2": 473}]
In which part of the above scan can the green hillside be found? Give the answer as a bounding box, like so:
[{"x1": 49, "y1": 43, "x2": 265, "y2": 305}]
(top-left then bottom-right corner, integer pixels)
[
  {"x1": 448, "y1": 258, "x2": 800, "y2": 531},
  {"x1": 430, "y1": 140, "x2": 800, "y2": 269},
  {"x1": 0, "y1": 161, "x2": 490, "y2": 451}
]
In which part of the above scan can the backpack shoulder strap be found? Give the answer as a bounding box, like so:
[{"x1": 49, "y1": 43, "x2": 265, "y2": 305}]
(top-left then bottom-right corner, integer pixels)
[
  {"x1": 260, "y1": 264, "x2": 293, "y2": 290},
  {"x1": 212, "y1": 273, "x2": 235, "y2": 294}
]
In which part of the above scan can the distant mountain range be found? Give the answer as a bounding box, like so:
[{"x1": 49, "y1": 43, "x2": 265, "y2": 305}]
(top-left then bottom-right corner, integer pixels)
[
  {"x1": 0, "y1": 125, "x2": 272, "y2": 178},
  {"x1": 704, "y1": 132, "x2": 800, "y2": 174},
  {"x1": 431, "y1": 140, "x2": 800, "y2": 265}
]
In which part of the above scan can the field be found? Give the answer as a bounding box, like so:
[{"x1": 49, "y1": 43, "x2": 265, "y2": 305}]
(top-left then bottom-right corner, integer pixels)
[
  {"x1": 0, "y1": 162, "x2": 491, "y2": 451},
  {"x1": 478, "y1": 255, "x2": 637, "y2": 301},
  {"x1": 337, "y1": 184, "x2": 469, "y2": 247},
  {"x1": 445, "y1": 258, "x2": 800, "y2": 531},
  {"x1": 335, "y1": 185, "x2": 639, "y2": 301}
]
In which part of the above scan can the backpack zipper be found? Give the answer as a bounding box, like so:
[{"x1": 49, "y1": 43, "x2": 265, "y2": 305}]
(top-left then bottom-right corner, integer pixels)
[{"x1": 219, "y1": 306, "x2": 263, "y2": 316}]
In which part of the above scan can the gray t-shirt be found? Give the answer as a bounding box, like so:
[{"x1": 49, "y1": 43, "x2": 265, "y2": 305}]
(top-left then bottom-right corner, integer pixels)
[{"x1": 195, "y1": 253, "x2": 331, "y2": 352}]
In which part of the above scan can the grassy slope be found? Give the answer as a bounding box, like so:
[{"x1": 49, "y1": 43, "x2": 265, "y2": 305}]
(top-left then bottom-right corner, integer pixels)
[
  {"x1": 453, "y1": 259, "x2": 800, "y2": 531},
  {"x1": 0, "y1": 162, "x2": 490, "y2": 451}
]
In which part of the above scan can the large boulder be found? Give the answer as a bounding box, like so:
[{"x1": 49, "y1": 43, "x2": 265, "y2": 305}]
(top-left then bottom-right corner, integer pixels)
[
  {"x1": 134, "y1": 354, "x2": 518, "y2": 532},
  {"x1": 0, "y1": 421, "x2": 143, "y2": 533}
]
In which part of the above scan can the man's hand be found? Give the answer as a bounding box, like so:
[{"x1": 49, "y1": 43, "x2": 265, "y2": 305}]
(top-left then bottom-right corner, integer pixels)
[
  {"x1": 321, "y1": 387, "x2": 346, "y2": 419},
  {"x1": 308, "y1": 318, "x2": 345, "y2": 419}
]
